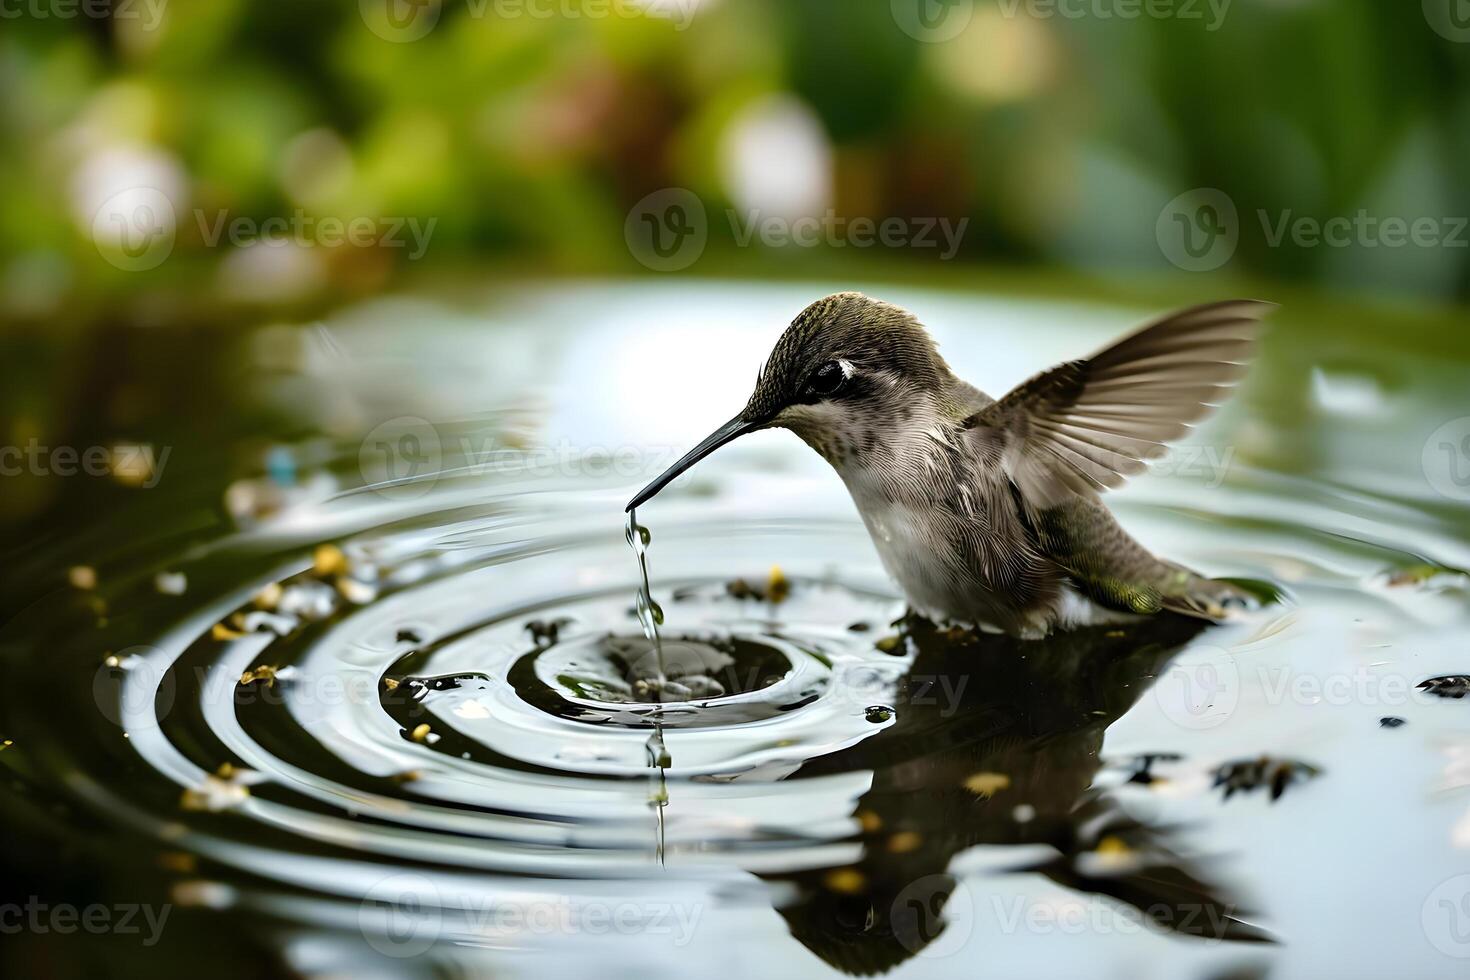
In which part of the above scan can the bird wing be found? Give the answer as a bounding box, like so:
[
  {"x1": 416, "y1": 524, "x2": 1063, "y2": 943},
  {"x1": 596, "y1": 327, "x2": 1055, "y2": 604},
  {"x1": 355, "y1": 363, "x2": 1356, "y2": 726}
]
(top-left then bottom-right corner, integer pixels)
[{"x1": 962, "y1": 300, "x2": 1274, "y2": 507}]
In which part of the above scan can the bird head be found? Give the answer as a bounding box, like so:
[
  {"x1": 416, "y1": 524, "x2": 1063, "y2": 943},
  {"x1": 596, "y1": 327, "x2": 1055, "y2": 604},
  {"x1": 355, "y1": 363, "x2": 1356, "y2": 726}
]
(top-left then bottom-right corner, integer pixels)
[{"x1": 626, "y1": 292, "x2": 953, "y2": 511}]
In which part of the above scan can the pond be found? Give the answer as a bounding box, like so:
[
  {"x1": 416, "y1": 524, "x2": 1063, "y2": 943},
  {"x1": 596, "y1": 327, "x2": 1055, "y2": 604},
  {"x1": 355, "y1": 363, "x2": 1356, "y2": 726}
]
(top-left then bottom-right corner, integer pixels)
[{"x1": 3, "y1": 280, "x2": 1469, "y2": 978}]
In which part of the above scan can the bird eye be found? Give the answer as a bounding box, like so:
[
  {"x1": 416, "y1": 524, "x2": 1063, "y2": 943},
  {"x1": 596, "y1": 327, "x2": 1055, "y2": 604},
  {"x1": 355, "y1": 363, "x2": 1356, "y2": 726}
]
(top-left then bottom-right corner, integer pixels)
[{"x1": 807, "y1": 361, "x2": 845, "y2": 397}]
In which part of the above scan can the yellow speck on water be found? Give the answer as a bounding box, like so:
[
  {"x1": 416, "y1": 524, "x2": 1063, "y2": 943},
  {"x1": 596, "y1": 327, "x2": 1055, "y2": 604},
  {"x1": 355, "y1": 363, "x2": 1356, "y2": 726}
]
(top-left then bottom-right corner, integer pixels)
[
  {"x1": 856, "y1": 810, "x2": 882, "y2": 833},
  {"x1": 766, "y1": 565, "x2": 790, "y2": 604},
  {"x1": 253, "y1": 582, "x2": 283, "y2": 610},
  {"x1": 239, "y1": 665, "x2": 278, "y2": 687},
  {"x1": 964, "y1": 772, "x2": 1011, "y2": 797},
  {"x1": 888, "y1": 831, "x2": 922, "y2": 854},
  {"x1": 215, "y1": 762, "x2": 236, "y2": 780},
  {"x1": 1106, "y1": 630, "x2": 1125, "y2": 638},
  {"x1": 382, "y1": 677, "x2": 400, "y2": 691},
  {"x1": 158, "y1": 852, "x2": 197, "y2": 874},
  {"x1": 411, "y1": 723, "x2": 432, "y2": 743},
  {"x1": 68, "y1": 565, "x2": 97, "y2": 590},
  {"x1": 1095, "y1": 835, "x2": 1131, "y2": 855},
  {"x1": 180, "y1": 776, "x2": 250, "y2": 813},
  {"x1": 0, "y1": 740, "x2": 13, "y2": 751},
  {"x1": 104, "y1": 653, "x2": 123, "y2": 668},
  {"x1": 874, "y1": 635, "x2": 902, "y2": 653},
  {"x1": 390, "y1": 770, "x2": 421, "y2": 784},
  {"x1": 313, "y1": 544, "x2": 347, "y2": 577},
  {"x1": 212, "y1": 622, "x2": 246, "y2": 641},
  {"x1": 824, "y1": 868, "x2": 867, "y2": 894}
]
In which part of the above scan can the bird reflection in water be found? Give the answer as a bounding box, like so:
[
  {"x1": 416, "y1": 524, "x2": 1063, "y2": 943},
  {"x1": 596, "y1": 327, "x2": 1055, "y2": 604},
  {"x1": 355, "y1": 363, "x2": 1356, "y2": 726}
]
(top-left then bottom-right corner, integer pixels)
[{"x1": 761, "y1": 615, "x2": 1271, "y2": 975}]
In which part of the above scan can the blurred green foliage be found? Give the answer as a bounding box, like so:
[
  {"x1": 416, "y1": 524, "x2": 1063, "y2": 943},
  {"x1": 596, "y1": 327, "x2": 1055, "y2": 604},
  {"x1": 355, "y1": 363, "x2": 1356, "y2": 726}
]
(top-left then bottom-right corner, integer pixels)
[{"x1": 1, "y1": 0, "x2": 1468, "y2": 321}]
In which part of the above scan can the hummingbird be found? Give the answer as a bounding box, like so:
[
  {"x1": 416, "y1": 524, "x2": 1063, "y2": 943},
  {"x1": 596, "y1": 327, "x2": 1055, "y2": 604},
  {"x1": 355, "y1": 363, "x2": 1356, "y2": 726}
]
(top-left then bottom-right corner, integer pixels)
[{"x1": 626, "y1": 293, "x2": 1272, "y2": 638}]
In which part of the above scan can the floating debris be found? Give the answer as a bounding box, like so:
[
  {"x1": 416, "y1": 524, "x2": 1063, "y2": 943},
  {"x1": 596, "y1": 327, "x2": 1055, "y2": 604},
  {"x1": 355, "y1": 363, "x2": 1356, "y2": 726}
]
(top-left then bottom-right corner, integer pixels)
[
  {"x1": 313, "y1": 544, "x2": 347, "y2": 577},
  {"x1": 253, "y1": 582, "x2": 283, "y2": 610},
  {"x1": 1126, "y1": 752, "x2": 1183, "y2": 786},
  {"x1": 389, "y1": 770, "x2": 421, "y2": 784},
  {"x1": 1380, "y1": 716, "x2": 1407, "y2": 729},
  {"x1": 887, "y1": 831, "x2": 922, "y2": 853},
  {"x1": 823, "y1": 868, "x2": 866, "y2": 894},
  {"x1": 158, "y1": 852, "x2": 197, "y2": 874},
  {"x1": 238, "y1": 665, "x2": 280, "y2": 688},
  {"x1": 847, "y1": 621, "x2": 871, "y2": 632},
  {"x1": 1385, "y1": 562, "x2": 1470, "y2": 589},
  {"x1": 154, "y1": 571, "x2": 187, "y2": 595},
  {"x1": 395, "y1": 627, "x2": 423, "y2": 644},
  {"x1": 724, "y1": 566, "x2": 793, "y2": 604},
  {"x1": 766, "y1": 565, "x2": 790, "y2": 604},
  {"x1": 335, "y1": 575, "x2": 377, "y2": 605},
  {"x1": 67, "y1": 565, "x2": 97, "y2": 590},
  {"x1": 964, "y1": 772, "x2": 1011, "y2": 798},
  {"x1": 1212, "y1": 756, "x2": 1320, "y2": 801},
  {"x1": 410, "y1": 723, "x2": 434, "y2": 743},
  {"x1": 864, "y1": 705, "x2": 893, "y2": 723},
  {"x1": 1419, "y1": 676, "x2": 1470, "y2": 699},
  {"x1": 856, "y1": 809, "x2": 881, "y2": 833},
  {"x1": 180, "y1": 772, "x2": 251, "y2": 812},
  {"x1": 526, "y1": 617, "x2": 573, "y2": 647},
  {"x1": 874, "y1": 635, "x2": 903, "y2": 654},
  {"x1": 211, "y1": 622, "x2": 246, "y2": 641}
]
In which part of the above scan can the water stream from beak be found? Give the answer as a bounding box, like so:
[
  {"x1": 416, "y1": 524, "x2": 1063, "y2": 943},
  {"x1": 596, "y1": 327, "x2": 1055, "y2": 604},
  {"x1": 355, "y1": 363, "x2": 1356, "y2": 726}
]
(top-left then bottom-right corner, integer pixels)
[{"x1": 626, "y1": 507, "x2": 670, "y2": 862}]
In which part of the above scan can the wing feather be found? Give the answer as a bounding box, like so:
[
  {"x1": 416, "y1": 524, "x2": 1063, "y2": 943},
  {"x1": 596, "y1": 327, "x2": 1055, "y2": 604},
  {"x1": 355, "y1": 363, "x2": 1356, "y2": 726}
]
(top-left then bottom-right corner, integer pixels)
[{"x1": 963, "y1": 300, "x2": 1275, "y2": 506}]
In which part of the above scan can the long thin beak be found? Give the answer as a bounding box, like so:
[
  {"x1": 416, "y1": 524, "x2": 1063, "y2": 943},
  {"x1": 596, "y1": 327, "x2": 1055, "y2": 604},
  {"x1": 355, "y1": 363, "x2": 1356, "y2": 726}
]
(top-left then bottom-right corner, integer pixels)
[{"x1": 625, "y1": 414, "x2": 761, "y2": 512}]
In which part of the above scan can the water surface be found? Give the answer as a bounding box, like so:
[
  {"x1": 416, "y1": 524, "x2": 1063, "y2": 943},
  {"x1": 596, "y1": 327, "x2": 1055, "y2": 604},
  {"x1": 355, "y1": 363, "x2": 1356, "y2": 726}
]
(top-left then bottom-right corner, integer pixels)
[{"x1": 3, "y1": 281, "x2": 1469, "y2": 979}]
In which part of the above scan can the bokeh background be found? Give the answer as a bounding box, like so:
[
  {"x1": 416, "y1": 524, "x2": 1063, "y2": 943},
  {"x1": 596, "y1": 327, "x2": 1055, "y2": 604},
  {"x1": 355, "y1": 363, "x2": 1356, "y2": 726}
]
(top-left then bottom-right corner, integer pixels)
[{"x1": 6, "y1": 0, "x2": 1469, "y2": 591}]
